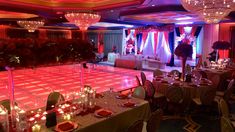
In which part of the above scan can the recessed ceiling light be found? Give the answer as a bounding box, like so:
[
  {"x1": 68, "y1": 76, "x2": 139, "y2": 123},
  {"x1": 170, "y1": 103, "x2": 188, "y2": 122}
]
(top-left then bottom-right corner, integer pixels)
[
  {"x1": 175, "y1": 17, "x2": 192, "y2": 21},
  {"x1": 176, "y1": 22, "x2": 193, "y2": 25},
  {"x1": 151, "y1": 5, "x2": 155, "y2": 7}
]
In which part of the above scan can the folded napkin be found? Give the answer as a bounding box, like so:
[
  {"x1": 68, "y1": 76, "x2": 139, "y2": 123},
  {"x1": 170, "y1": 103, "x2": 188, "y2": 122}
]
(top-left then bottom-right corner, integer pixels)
[
  {"x1": 97, "y1": 110, "x2": 112, "y2": 117},
  {"x1": 123, "y1": 102, "x2": 135, "y2": 107},
  {"x1": 77, "y1": 106, "x2": 101, "y2": 116},
  {"x1": 95, "y1": 93, "x2": 104, "y2": 98},
  {"x1": 116, "y1": 94, "x2": 128, "y2": 99},
  {"x1": 57, "y1": 121, "x2": 74, "y2": 131}
]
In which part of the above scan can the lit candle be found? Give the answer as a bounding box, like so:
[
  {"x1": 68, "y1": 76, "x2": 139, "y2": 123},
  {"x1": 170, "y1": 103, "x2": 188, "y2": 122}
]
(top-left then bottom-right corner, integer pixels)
[
  {"x1": 63, "y1": 114, "x2": 71, "y2": 120},
  {"x1": 29, "y1": 117, "x2": 35, "y2": 122},
  {"x1": 41, "y1": 116, "x2": 46, "y2": 121},
  {"x1": 32, "y1": 124, "x2": 41, "y2": 132},
  {"x1": 35, "y1": 113, "x2": 40, "y2": 118}
]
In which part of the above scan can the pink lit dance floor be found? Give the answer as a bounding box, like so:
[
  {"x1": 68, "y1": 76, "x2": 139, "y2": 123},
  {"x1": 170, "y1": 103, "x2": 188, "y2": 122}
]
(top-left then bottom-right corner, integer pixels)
[{"x1": 0, "y1": 64, "x2": 152, "y2": 110}]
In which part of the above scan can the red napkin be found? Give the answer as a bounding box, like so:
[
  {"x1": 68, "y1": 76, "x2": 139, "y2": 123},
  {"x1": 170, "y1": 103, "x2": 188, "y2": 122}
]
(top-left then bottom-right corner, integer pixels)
[
  {"x1": 117, "y1": 94, "x2": 128, "y2": 99},
  {"x1": 97, "y1": 110, "x2": 112, "y2": 116},
  {"x1": 95, "y1": 93, "x2": 104, "y2": 98},
  {"x1": 123, "y1": 102, "x2": 135, "y2": 107},
  {"x1": 57, "y1": 122, "x2": 74, "y2": 131}
]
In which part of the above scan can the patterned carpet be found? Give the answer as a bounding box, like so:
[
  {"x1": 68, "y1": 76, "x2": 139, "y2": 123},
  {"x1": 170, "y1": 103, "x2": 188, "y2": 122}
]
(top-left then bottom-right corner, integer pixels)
[{"x1": 159, "y1": 114, "x2": 220, "y2": 132}]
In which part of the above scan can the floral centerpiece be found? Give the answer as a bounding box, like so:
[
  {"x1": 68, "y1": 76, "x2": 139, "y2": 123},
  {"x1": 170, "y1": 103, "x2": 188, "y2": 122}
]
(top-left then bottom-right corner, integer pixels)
[
  {"x1": 174, "y1": 38, "x2": 193, "y2": 80},
  {"x1": 212, "y1": 41, "x2": 231, "y2": 61}
]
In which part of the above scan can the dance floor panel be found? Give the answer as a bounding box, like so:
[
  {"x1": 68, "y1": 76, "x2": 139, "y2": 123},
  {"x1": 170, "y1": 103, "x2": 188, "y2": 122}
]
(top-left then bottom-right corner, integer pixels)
[{"x1": 0, "y1": 64, "x2": 152, "y2": 110}]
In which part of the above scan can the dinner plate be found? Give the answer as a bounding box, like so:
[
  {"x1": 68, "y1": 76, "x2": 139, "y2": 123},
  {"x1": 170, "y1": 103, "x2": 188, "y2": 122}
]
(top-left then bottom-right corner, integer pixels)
[
  {"x1": 121, "y1": 102, "x2": 137, "y2": 107},
  {"x1": 94, "y1": 109, "x2": 113, "y2": 118},
  {"x1": 55, "y1": 121, "x2": 78, "y2": 132},
  {"x1": 116, "y1": 94, "x2": 130, "y2": 99}
]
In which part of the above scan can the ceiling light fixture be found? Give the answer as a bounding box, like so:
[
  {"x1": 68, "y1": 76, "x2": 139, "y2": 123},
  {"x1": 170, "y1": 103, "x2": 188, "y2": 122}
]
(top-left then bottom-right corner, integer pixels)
[
  {"x1": 65, "y1": 12, "x2": 101, "y2": 31},
  {"x1": 17, "y1": 20, "x2": 44, "y2": 32},
  {"x1": 181, "y1": 0, "x2": 235, "y2": 23}
]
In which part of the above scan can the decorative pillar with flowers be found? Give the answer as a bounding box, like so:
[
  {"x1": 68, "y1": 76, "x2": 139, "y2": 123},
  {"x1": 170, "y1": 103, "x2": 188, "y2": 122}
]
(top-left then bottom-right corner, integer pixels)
[{"x1": 174, "y1": 38, "x2": 193, "y2": 80}]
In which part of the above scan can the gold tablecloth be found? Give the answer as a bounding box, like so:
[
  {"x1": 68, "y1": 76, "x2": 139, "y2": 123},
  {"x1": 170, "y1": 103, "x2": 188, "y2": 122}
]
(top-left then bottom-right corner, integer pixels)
[
  {"x1": 152, "y1": 77, "x2": 212, "y2": 106},
  {"x1": 41, "y1": 92, "x2": 151, "y2": 132},
  {"x1": 197, "y1": 68, "x2": 232, "y2": 90}
]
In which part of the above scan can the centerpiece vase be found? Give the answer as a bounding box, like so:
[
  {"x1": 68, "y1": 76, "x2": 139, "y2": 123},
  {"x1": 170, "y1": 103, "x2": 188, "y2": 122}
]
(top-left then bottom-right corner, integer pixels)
[
  {"x1": 5, "y1": 66, "x2": 16, "y2": 129},
  {"x1": 181, "y1": 57, "x2": 187, "y2": 81}
]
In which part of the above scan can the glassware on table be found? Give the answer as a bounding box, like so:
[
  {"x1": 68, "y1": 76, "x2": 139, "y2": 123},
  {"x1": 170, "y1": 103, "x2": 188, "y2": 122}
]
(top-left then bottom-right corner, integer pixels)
[{"x1": 0, "y1": 105, "x2": 9, "y2": 132}]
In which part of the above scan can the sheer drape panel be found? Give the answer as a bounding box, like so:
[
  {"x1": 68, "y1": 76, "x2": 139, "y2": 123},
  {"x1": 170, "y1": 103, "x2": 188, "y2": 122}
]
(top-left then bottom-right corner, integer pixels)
[{"x1": 103, "y1": 32, "x2": 123, "y2": 55}]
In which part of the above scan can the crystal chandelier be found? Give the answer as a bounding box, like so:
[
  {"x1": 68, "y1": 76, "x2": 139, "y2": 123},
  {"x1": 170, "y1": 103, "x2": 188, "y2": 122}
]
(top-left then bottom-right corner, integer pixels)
[
  {"x1": 181, "y1": 0, "x2": 235, "y2": 23},
  {"x1": 65, "y1": 12, "x2": 101, "y2": 31},
  {"x1": 17, "y1": 20, "x2": 44, "y2": 32}
]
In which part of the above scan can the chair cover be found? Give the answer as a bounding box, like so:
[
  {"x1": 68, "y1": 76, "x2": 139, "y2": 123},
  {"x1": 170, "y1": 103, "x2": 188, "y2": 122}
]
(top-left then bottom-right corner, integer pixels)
[
  {"x1": 200, "y1": 88, "x2": 216, "y2": 106},
  {"x1": 46, "y1": 92, "x2": 65, "y2": 110},
  {"x1": 221, "y1": 116, "x2": 234, "y2": 132},
  {"x1": 127, "y1": 120, "x2": 144, "y2": 132},
  {"x1": 165, "y1": 86, "x2": 184, "y2": 103},
  {"x1": 135, "y1": 76, "x2": 142, "y2": 86},
  {"x1": 219, "y1": 99, "x2": 229, "y2": 118},
  {"x1": 224, "y1": 79, "x2": 235, "y2": 101},
  {"x1": 144, "y1": 80, "x2": 155, "y2": 99},
  {"x1": 132, "y1": 86, "x2": 146, "y2": 100},
  {"x1": 0, "y1": 99, "x2": 17, "y2": 114},
  {"x1": 141, "y1": 72, "x2": 147, "y2": 86},
  {"x1": 169, "y1": 70, "x2": 181, "y2": 77},
  {"x1": 146, "y1": 109, "x2": 163, "y2": 132},
  {"x1": 153, "y1": 69, "x2": 163, "y2": 77}
]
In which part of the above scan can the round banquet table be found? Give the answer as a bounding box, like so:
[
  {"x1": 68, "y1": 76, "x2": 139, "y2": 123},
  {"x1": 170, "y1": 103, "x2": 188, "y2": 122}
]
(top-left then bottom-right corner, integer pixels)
[
  {"x1": 152, "y1": 75, "x2": 213, "y2": 106},
  {"x1": 196, "y1": 68, "x2": 233, "y2": 91}
]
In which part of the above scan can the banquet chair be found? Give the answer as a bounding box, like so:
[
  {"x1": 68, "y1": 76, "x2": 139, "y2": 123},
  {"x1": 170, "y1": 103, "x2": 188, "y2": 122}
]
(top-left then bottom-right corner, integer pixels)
[
  {"x1": 153, "y1": 69, "x2": 163, "y2": 77},
  {"x1": 218, "y1": 99, "x2": 230, "y2": 118},
  {"x1": 46, "y1": 92, "x2": 65, "y2": 110},
  {"x1": 216, "y1": 79, "x2": 235, "y2": 100},
  {"x1": 221, "y1": 116, "x2": 235, "y2": 132},
  {"x1": 127, "y1": 120, "x2": 144, "y2": 132},
  {"x1": 0, "y1": 99, "x2": 17, "y2": 114},
  {"x1": 192, "y1": 88, "x2": 217, "y2": 114},
  {"x1": 135, "y1": 75, "x2": 142, "y2": 86},
  {"x1": 165, "y1": 86, "x2": 184, "y2": 114},
  {"x1": 144, "y1": 80, "x2": 155, "y2": 100},
  {"x1": 193, "y1": 88, "x2": 216, "y2": 106},
  {"x1": 203, "y1": 61, "x2": 208, "y2": 68},
  {"x1": 132, "y1": 86, "x2": 146, "y2": 100},
  {"x1": 141, "y1": 72, "x2": 147, "y2": 86},
  {"x1": 169, "y1": 70, "x2": 181, "y2": 77},
  {"x1": 146, "y1": 108, "x2": 163, "y2": 132},
  {"x1": 199, "y1": 71, "x2": 208, "y2": 78}
]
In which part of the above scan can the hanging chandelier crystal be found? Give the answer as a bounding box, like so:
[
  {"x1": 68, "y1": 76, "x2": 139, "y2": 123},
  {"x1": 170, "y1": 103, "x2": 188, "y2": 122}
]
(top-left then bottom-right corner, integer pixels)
[
  {"x1": 65, "y1": 12, "x2": 101, "y2": 31},
  {"x1": 181, "y1": 0, "x2": 235, "y2": 23},
  {"x1": 17, "y1": 20, "x2": 44, "y2": 32}
]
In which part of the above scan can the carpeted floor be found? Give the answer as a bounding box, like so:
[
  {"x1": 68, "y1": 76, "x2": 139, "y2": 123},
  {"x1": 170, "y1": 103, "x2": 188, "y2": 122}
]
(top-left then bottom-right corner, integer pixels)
[{"x1": 158, "y1": 114, "x2": 220, "y2": 132}]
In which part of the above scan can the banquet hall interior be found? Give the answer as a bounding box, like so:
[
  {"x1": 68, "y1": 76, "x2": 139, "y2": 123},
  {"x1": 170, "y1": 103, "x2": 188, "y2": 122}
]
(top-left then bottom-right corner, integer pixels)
[{"x1": 0, "y1": 0, "x2": 235, "y2": 132}]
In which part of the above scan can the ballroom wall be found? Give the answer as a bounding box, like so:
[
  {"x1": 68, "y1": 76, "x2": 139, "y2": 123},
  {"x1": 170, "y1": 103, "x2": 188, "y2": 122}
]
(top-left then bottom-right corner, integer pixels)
[{"x1": 202, "y1": 24, "x2": 219, "y2": 63}]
